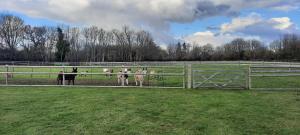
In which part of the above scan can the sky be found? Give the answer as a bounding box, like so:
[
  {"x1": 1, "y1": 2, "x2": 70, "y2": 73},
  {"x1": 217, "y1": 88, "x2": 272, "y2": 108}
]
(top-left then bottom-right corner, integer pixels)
[{"x1": 0, "y1": 0, "x2": 299, "y2": 47}]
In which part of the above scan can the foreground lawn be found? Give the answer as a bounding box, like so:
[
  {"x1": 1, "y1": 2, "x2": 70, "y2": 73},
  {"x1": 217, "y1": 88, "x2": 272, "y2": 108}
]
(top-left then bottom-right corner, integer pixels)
[{"x1": 0, "y1": 87, "x2": 299, "y2": 135}]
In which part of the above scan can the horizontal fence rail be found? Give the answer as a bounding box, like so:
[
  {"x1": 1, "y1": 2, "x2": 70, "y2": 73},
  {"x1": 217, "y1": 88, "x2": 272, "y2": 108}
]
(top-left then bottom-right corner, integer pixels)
[
  {"x1": 0, "y1": 72, "x2": 184, "y2": 76},
  {"x1": 1, "y1": 61, "x2": 300, "y2": 66}
]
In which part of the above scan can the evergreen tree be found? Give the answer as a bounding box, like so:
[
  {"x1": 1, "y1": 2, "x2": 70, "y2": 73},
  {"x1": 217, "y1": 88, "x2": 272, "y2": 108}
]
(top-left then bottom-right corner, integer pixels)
[
  {"x1": 175, "y1": 42, "x2": 182, "y2": 60},
  {"x1": 55, "y1": 27, "x2": 70, "y2": 62}
]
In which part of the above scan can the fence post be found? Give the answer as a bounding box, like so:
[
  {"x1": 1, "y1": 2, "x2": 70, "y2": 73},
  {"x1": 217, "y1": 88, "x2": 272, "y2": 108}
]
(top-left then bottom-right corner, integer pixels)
[
  {"x1": 183, "y1": 65, "x2": 186, "y2": 88},
  {"x1": 62, "y1": 67, "x2": 65, "y2": 86},
  {"x1": 121, "y1": 75, "x2": 125, "y2": 86},
  {"x1": 248, "y1": 66, "x2": 251, "y2": 90},
  {"x1": 5, "y1": 65, "x2": 8, "y2": 85},
  {"x1": 49, "y1": 67, "x2": 51, "y2": 78},
  {"x1": 245, "y1": 67, "x2": 249, "y2": 89},
  {"x1": 63, "y1": 73, "x2": 65, "y2": 86},
  {"x1": 12, "y1": 66, "x2": 14, "y2": 78},
  {"x1": 187, "y1": 64, "x2": 192, "y2": 89},
  {"x1": 31, "y1": 67, "x2": 33, "y2": 78}
]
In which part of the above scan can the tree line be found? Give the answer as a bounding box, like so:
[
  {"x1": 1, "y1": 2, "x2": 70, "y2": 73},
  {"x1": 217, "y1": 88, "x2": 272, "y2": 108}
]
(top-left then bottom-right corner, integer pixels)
[{"x1": 1, "y1": 14, "x2": 300, "y2": 62}]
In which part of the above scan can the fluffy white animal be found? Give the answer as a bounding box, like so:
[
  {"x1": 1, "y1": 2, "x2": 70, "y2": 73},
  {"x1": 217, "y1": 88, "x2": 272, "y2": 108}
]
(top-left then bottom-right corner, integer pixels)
[
  {"x1": 79, "y1": 71, "x2": 88, "y2": 77},
  {"x1": 117, "y1": 71, "x2": 123, "y2": 85},
  {"x1": 103, "y1": 68, "x2": 113, "y2": 78},
  {"x1": 135, "y1": 69, "x2": 144, "y2": 87}
]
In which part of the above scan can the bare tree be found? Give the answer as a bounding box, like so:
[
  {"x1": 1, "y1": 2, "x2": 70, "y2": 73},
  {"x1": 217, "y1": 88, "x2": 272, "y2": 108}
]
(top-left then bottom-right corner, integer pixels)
[
  {"x1": 65, "y1": 27, "x2": 81, "y2": 62},
  {"x1": 82, "y1": 26, "x2": 99, "y2": 62},
  {"x1": 24, "y1": 26, "x2": 48, "y2": 61},
  {"x1": 0, "y1": 14, "x2": 25, "y2": 60},
  {"x1": 45, "y1": 27, "x2": 57, "y2": 62}
]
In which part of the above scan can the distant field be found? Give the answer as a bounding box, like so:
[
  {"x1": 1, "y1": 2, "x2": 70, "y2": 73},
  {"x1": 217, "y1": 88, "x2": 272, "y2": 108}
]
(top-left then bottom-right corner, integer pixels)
[{"x1": 0, "y1": 87, "x2": 299, "y2": 134}]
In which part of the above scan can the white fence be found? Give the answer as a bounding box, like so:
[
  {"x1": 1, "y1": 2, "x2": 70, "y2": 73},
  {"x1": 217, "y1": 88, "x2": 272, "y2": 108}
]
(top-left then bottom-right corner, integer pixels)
[
  {"x1": 192, "y1": 69, "x2": 248, "y2": 89},
  {"x1": 2, "y1": 63, "x2": 300, "y2": 90},
  {"x1": 2, "y1": 61, "x2": 300, "y2": 66},
  {"x1": 0, "y1": 65, "x2": 185, "y2": 88},
  {"x1": 249, "y1": 65, "x2": 300, "y2": 90}
]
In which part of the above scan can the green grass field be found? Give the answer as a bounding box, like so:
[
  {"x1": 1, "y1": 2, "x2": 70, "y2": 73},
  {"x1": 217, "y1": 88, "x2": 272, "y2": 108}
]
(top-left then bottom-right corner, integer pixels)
[{"x1": 0, "y1": 87, "x2": 299, "y2": 135}]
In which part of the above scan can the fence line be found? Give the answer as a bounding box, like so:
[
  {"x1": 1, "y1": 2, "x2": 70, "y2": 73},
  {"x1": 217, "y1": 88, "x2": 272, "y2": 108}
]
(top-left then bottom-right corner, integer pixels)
[
  {"x1": 0, "y1": 65, "x2": 185, "y2": 88},
  {"x1": 2, "y1": 64, "x2": 300, "y2": 90},
  {"x1": 1, "y1": 61, "x2": 300, "y2": 66},
  {"x1": 0, "y1": 65, "x2": 184, "y2": 68},
  {"x1": 0, "y1": 85, "x2": 184, "y2": 89}
]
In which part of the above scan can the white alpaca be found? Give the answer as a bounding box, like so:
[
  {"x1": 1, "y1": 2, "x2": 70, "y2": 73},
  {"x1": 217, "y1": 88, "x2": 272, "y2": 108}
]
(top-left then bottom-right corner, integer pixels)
[
  {"x1": 135, "y1": 69, "x2": 144, "y2": 87},
  {"x1": 79, "y1": 71, "x2": 88, "y2": 77},
  {"x1": 117, "y1": 71, "x2": 124, "y2": 85},
  {"x1": 103, "y1": 68, "x2": 113, "y2": 78},
  {"x1": 150, "y1": 70, "x2": 156, "y2": 79}
]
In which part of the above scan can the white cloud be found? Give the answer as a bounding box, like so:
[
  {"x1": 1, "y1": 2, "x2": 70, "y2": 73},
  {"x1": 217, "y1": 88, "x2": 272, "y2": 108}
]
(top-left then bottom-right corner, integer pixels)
[
  {"x1": 184, "y1": 12, "x2": 299, "y2": 46},
  {"x1": 271, "y1": 5, "x2": 299, "y2": 12},
  {"x1": 221, "y1": 13, "x2": 262, "y2": 33},
  {"x1": 270, "y1": 17, "x2": 293, "y2": 30},
  {"x1": 48, "y1": 0, "x2": 90, "y2": 13},
  {"x1": 0, "y1": 0, "x2": 299, "y2": 44},
  {"x1": 219, "y1": 13, "x2": 298, "y2": 40},
  {"x1": 220, "y1": 13, "x2": 295, "y2": 33},
  {"x1": 0, "y1": 0, "x2": 236, "y2": 30},
  {"x1": 184, "y1": 31, "x2": 259, "y2": 46}
]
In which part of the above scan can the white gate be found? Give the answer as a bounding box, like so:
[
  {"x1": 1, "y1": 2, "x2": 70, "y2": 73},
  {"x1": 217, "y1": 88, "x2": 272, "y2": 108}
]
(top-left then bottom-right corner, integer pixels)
[{"x1": 192, "y1": 69, "x2": 248, "y2": 89}]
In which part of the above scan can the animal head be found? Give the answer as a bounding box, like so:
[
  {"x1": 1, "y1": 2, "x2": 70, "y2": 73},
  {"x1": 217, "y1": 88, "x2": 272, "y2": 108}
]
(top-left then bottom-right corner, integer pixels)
[
  {"x1": 72, "y1": 67, "x2": 78, "y2": 73},
  {"x1": 150, "y1": 70, "x2": 155, "y2": 74},
  {"x1": 136, "y1": 69, "x2": 143, "y2": 73}
]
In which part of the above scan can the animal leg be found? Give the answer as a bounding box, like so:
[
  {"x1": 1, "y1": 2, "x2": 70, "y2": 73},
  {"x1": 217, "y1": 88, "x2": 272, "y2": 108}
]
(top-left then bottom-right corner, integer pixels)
[
  {"x1": 121, "y1": 78, "x2": 125, "y2": 86},
  {"x1": 135, "y1": 77, "x2": 138, "y2": 86},
  {"x1": 140, "y1": 80, "x2": 143, "y2": 87}
]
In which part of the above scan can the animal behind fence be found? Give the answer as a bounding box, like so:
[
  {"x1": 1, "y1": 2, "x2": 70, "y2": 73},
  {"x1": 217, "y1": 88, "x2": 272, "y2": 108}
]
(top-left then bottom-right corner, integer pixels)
[
  {"x1": 135, "y1": 69, "x2": 144, "y2": 87},
  {"x1": 103, "y1": 68, "x2": 113, "y2": 78},
  {"x1": 57, "y1": 67, "x2": 78, "y2": 85},
  {"x1": 117, "y1": 70, "x2": 129, "y2": 86}
]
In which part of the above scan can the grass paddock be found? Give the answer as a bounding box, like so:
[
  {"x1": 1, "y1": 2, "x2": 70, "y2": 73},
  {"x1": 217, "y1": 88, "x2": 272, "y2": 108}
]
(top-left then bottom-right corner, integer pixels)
[{"x1": 0, "y1": 87, "x2": 299, "y2": 135}]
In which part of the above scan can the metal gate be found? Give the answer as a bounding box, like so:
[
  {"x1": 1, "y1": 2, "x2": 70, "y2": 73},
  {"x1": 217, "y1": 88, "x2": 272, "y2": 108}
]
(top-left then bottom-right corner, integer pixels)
[{"x1": 192, "y1": 69, "x2": 248, "y2": 89}]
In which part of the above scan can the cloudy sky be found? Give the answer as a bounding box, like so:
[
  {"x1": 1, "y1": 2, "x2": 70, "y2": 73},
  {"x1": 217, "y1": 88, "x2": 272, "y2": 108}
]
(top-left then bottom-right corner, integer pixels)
[{"x1": 0, "y1": 0, "x2": 299, "y2": 47}]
